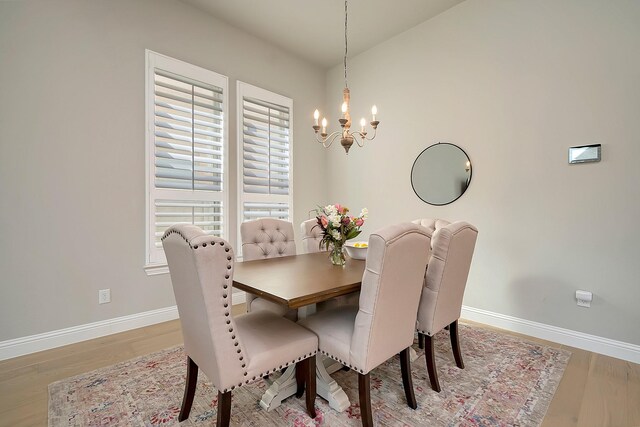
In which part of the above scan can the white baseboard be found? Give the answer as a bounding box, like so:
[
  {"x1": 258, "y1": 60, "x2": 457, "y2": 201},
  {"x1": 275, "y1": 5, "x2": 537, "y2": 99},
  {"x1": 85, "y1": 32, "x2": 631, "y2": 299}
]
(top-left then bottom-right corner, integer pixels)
[
  {"x1": 461, "y1": 305, "x2": 640, "y2": 364},
  {"x1": 9, "y1": 298, "x2": 634, "y2": 364},
  {"x1": 0, "y1": 296, "x2": 247, "y2": 361}
]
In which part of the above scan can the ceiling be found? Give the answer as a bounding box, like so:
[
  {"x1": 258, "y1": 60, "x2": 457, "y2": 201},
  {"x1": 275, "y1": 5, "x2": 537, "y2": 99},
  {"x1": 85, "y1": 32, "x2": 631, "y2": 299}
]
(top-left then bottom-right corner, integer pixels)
[{"x1": 180, "y1": 0, "x2": 465, "y2": 68}]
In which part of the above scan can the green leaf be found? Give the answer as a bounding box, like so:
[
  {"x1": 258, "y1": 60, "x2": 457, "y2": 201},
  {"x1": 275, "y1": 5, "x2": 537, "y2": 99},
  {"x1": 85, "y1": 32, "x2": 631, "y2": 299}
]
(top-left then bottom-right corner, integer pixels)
[{"x1": 345, "y1": 229, "x2": 361, "y2": 240}]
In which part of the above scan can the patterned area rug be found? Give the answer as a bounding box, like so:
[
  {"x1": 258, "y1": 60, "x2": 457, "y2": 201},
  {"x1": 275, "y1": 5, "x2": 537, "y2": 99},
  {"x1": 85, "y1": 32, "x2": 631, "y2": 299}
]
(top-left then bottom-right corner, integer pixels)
[{"x1": 48, "y1": 325, "x2": 570, "y2": 426}]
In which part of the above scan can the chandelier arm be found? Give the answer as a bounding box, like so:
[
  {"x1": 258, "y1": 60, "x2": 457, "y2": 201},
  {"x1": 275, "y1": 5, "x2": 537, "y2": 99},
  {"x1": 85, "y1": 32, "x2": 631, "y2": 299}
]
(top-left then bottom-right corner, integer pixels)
[
  {"x1": 351, "y1": 131, "x2": 366, "y2": 147},
  {"x1": 352, "y1": 128, "x2": 378, "y2": 142},
  {"x1": 315, "y1": 131, "x2": 342, "y2": 148}
]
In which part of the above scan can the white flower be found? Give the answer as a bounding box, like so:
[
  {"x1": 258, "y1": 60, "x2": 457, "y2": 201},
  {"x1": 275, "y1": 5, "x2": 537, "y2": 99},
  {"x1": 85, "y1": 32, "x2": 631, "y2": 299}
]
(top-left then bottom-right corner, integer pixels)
[
  {"x1": 324, "y1": 204, "x2": 337, "y2": 216},
  {"x1": 329, "y1": 214, "x2": 341, "y2": 227},
  {"x1": 360, "y1": 208, "x2": 369, "y2": 219},
  {"x1": 331, "y1": 230, "x2": 341, "y2": 240}
]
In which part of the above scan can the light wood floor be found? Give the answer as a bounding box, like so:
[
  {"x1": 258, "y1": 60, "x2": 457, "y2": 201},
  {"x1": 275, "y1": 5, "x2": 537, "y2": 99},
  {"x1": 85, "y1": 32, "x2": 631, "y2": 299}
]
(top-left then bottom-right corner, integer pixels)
[{"x1": 1, "y1": 306, "x2": 638, "y2": 427}]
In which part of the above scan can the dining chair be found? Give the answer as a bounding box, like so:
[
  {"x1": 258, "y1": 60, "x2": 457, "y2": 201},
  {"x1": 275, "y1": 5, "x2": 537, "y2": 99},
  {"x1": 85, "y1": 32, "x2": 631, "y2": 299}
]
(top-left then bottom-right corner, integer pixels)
[
  {"x1": 412, "y1": 218, "x2": 478, "y2": 392},
  {"x1": 240, "y1": 218, "x2": 298, "y2": 320},
  {"x1": 300, "y1": 218, "x2": 324, "y2": 254},
  {"x1": 162, "y1": 225, "x2": 318, "y2": 426},
  {"x1": 298, "y1": 223, "x2": 432, "y2": 426},
  {"x1": 300, "y1": 218, "x2": 360, "y2": 311}
]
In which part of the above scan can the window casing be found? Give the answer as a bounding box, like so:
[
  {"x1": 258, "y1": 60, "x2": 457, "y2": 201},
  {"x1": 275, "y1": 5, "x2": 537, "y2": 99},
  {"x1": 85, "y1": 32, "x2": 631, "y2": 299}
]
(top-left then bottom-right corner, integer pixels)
[
  {"x1": 237, "y1": 82, "x2": 293, "y2": 242},
  {"x1": 145, "y1": 50, "x2": 229, "y2": 269}
]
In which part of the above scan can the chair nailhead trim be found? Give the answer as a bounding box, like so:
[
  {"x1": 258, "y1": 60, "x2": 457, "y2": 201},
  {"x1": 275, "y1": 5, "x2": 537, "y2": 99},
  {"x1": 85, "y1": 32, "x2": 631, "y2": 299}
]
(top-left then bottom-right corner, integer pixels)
[
  {"x1": 163, "y1": 227, "x2": 252, "y2": 388},
  {"x1": 218, "y1": 351, "x2": 319, "y2": 393},
  {"x1": 319, "y1": 349, "x2": 366, "y2": 374}
]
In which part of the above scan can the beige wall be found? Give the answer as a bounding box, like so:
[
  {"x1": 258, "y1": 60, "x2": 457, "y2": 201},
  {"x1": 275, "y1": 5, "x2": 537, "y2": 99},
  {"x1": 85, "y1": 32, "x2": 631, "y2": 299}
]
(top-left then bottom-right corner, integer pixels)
[
  {"x1": 325, "y1": 0, "x2": 640, "y2": 344},
  {"x1": 0, "y1": 0, "x2": 326, "y2": 340}
]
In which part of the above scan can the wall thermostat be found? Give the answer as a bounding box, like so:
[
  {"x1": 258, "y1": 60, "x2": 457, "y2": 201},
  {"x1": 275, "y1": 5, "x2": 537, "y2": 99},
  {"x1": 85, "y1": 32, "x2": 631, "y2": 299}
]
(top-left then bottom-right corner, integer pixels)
[{"x1": 569, "y1": 144, "x2": 601, "y2": 164}]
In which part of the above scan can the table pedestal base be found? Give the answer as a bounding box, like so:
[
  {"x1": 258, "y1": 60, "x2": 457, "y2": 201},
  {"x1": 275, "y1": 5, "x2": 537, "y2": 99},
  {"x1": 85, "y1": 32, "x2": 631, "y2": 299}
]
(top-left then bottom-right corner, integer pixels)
[
  {"x1": 410, "y1": 347, "x2": 419, "y2": 362},
  {"x1": 259, "y1": 364, "x2": 297, "y2": 411},
  {"x1": 259, "y1": 355, "x2": 350, "y2": 412},
  {"x1": 316, "y1": 356, "x2": 350, "y2": 412}
]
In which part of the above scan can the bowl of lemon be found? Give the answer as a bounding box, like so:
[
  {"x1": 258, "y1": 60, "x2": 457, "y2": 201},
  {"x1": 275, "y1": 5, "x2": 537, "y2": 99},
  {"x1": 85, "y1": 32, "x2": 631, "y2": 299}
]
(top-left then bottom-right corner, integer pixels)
[{"x1": 344, "y1": 241, "x2": 368, "y2": 260}]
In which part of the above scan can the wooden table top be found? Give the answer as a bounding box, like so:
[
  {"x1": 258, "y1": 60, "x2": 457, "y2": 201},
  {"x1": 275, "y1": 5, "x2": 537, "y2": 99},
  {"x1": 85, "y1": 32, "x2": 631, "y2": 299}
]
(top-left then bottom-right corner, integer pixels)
[{"x1": 232, "y1": 252, "x2": 366, "y2": 309}]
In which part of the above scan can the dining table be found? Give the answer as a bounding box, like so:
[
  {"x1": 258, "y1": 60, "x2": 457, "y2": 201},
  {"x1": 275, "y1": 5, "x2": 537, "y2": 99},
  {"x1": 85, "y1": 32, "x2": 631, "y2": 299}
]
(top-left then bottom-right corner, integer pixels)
[{"x1": 232, "y1": 251, "x2": 366, "y2": 412}]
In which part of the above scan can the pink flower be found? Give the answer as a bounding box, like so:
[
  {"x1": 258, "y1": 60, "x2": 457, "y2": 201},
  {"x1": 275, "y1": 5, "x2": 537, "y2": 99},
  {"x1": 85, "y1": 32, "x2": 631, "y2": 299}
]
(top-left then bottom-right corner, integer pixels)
[
  {"x1": 342, "y1": 216, "x2": 351, "y2": 225},
  {"x1": 355, "y1": 218, "x2": 364, "y2": 226},
  {"x1": 334, "y1": 203, "x2": 342, "y2": 212},
  {"x1": 320, "y1": 216, "x2": 329, "y2": 228}
]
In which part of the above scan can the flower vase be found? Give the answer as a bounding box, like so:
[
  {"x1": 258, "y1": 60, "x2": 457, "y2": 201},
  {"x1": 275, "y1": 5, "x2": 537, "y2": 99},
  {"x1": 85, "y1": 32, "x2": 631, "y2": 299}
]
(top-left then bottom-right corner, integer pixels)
[{"x1": 330, "y1": 242, "x2": 346, "y2": 266}]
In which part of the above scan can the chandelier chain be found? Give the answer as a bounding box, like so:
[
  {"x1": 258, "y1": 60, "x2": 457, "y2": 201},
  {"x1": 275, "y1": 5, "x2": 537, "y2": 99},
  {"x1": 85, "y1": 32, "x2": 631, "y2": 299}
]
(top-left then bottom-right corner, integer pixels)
[{"x1": 344, "y1": 0, "x2": 348, "y2": 88}]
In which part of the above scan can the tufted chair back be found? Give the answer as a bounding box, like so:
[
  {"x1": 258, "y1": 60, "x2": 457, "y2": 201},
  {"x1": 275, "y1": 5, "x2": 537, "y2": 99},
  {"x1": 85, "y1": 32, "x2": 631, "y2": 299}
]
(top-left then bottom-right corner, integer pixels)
[
  {"x1": 162, "y1": 225, "x2": 248, "y2": 392},
  {"x1": 241, "y1": 218, "x2": 296, "y2": 260},
  {"x1": 300, "y1": 218, "x2": 325, "y2": 254},
  {"x1": 240, "y1": 218, "x2": 297, "y2": 316},
  {"x1": 414, "y1": 221, "x2": 478, "y2": 335},
  {"x1": 350, "y1": 223, "x2": 432, "y2": 373}
]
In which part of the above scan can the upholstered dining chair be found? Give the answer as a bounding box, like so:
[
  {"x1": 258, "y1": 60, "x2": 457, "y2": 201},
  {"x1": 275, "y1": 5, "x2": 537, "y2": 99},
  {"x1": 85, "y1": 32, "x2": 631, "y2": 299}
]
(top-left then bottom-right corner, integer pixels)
[
  {"x1": 240, "y1": 218, "x2": 298, "y2": 320},
  {"x1": 299, "y1": 223, "x2": 432, "y2": 427},
  {"x1": 162, "y1": 225, "x2": 318, "y2": 426},
  {"x1": 300, "y1": 218, "x2": 324, "y2": 254},
  {"x1": 412, "y1": 218, "x2": 478, "y2": 392}
]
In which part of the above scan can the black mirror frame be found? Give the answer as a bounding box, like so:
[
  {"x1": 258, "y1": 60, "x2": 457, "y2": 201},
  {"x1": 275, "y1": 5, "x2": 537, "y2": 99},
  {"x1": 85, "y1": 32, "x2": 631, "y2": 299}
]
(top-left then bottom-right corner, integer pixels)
[{"x1": 410, "y1": 142, "x2": 472, "y2": 206}]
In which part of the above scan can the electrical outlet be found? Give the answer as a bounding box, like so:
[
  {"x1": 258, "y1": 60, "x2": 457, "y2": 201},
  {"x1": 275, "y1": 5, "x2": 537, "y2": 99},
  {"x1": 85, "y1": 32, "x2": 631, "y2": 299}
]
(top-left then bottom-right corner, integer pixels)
[
  {"x1": 98, "y1": 289, "x2": 111, "y2": 304},
  {"x1": 576, "y1": 290, "x2": 592, "y2": 308}
]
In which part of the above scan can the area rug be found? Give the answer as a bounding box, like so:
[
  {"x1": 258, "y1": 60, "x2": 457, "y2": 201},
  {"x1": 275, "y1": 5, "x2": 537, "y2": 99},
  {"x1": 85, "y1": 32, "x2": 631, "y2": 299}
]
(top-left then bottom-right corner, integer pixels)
[{"x1": 48, "y1": 324, "x2": 570, "y2": 426}]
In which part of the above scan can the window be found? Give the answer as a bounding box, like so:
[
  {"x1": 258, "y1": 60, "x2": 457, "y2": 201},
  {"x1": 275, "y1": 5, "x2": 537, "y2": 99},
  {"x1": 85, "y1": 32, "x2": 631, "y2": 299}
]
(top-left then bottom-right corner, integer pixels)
[
  {"x1": 145, "y1": 50, "x2": 228, "y2": 270},
  {"x1": 237, "y1": 82, "x2": 293, "y2": 230}
]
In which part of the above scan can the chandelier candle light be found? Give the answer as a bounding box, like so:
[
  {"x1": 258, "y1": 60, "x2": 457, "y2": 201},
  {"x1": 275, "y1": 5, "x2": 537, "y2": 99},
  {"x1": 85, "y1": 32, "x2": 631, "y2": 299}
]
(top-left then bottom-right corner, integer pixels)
[{"x1": 312, "y1": 0, "x2": 380, "y2": 154}]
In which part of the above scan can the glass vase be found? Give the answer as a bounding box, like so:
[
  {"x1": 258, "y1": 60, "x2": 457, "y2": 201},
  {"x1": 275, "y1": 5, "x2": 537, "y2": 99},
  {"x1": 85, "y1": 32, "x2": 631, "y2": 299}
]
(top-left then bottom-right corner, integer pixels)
[{"x1": 330, "y1": 241, "x2": 346, "y2": 266}]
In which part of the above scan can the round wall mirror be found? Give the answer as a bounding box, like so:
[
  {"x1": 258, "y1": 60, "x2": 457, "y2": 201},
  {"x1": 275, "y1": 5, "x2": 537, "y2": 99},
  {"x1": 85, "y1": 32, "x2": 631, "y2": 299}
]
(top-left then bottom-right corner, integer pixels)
[{"x1": 410, "y1": 143, "x2": 472, "y2": 206}]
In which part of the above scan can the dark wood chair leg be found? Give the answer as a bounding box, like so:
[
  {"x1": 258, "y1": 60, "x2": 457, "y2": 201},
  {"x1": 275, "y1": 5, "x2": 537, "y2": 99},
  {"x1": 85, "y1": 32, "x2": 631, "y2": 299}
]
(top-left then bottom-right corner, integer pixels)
[
  {"x1": 295, "y1": 359, "x2": 306, "y2": 398},
  {"x1": 444, "y1": 324, "x2": 450, "y2": 331},
  {"x1": 358, "y1": 372, "x2": 374, "y2": 427},
  {"x1": 216, "y1": 390, "x2": 232, "y2": 427},
  {"x1": 424, "y1": 335, "x2": 441, "y2": 392},
  {"x1": 305, "y1": 356, "x2": 317, "y2": 418},
  {"x1": 399, "y1": 348, "x2": 417, "y2": 409},
  {"x1": 449, "y1": 320, "x2": 464, "y2": 369},
  {"x1": 179, "y1": 357, "x2": 198, "y2": 422},
  {"x1": 418, "y1": 333, "x2": 425, "y2": 349}
]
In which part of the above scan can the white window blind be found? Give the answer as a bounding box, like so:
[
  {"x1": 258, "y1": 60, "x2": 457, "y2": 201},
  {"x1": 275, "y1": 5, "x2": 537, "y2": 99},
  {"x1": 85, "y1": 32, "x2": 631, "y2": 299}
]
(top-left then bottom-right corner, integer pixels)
[
  {"x1": 146, "y1": 51, "x2": 228, "y2": 267},
  {"x1": 237, "y1": 82, "x2": 293, "y2": 232}
]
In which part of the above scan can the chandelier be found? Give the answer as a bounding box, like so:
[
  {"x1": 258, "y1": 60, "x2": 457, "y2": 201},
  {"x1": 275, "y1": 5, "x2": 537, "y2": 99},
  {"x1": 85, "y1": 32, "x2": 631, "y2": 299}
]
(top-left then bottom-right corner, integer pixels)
[{"x1": 312, "y1": 0, "x2": 380, "y2": 154}]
